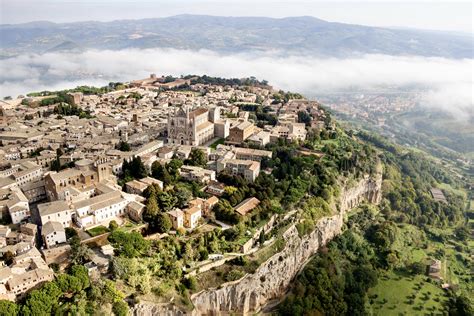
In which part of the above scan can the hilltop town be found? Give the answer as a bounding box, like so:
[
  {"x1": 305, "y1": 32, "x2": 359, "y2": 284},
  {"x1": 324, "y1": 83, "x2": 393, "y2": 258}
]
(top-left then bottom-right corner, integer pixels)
[
  {"x1": 0, "y1": 75, "x2": 330, "y2": 305},
  {"x1": 0, "y1": 74, "x2": 470, "y2": 316}
]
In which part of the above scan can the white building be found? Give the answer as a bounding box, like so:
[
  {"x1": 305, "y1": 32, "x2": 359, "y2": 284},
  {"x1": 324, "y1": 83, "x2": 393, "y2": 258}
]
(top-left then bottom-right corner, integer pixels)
[
  {"x1": 179, "y1": 165, "x2": 216, "y2": 183},
  {"x1": 12, "y1": 162, "x2": 43, "y2": 188},
  {"x1": 7, "y1": 188, "x2": 30, "y2": 224},
  {"x1": 38, "y1": 200, "x2": 72, "y2": 228},
  {"x1": 247, "y1": 130, "x2": 271, "y2": 146},
  {"x1": 167, "y1": 209, "x2": 184, "y2": 230},
  {"x1": 183, "y1": 206, "x2": 201, "y2": 229},
  {"x1": 42, "y1": 221, "x2": 66, "y2": 248},
  {"x1": 73, "y1": 191, "x2": 128, "y2": 228},
  {"x1": 133, "y1": 140, "x2": 164, "y2": 158}
]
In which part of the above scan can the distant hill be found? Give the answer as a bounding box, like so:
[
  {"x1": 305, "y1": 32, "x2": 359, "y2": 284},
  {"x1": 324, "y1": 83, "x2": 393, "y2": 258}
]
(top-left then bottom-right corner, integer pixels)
[{"x1": 0, "y1": 15, "x2": 472, "y2": 58}]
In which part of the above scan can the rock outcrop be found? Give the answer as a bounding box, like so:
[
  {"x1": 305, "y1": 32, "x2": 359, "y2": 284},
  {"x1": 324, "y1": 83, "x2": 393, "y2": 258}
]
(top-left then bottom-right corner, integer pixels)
[
  {"x1": 339, "y1": 174, "x2": 382, "y2": 213},
  {"x1": 133, "y1": 173, "x2": 382, "y2": 316}
]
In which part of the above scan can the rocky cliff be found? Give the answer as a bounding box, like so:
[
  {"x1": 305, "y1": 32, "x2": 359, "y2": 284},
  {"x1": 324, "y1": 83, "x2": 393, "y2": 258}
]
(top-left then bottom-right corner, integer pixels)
[{"x1": 133, "y1": 173, "x2": 382, "y2": 316}]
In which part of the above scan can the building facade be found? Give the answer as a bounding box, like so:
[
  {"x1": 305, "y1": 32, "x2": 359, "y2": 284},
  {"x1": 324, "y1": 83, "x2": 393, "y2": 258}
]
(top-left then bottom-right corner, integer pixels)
[
  {"x1": 38, "y1": 201, "x2": 72, "y2": 228},
  {"x1": 167, "y1": 107, "x2": 215, "y2": 146},
  {"x1": 216, "y1": 159, "x2": 260, "y2": 182},
  {"x1": 42, "y1": 221, "x2": 66, "y2": 248}
]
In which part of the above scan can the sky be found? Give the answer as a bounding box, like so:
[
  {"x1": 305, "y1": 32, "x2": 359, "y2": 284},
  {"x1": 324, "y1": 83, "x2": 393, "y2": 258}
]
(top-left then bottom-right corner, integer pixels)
[{"x1": 0, "y1": 0, "x2": 472, "y2": 33}]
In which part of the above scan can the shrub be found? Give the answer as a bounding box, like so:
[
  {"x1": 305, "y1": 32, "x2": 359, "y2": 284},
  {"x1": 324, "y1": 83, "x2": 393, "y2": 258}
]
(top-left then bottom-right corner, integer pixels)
[
  {"x1": 109, "y1": 220, "x2": 119, "y2": 231},
  {"x1": 112, "y1": 301, "x2": 129, "y2": 316},
  {"x1": 225, "y1": 269, "x2": 245, "y2": 282},
  {"x1": 229, "y1": 256, "x2": 249, "y2": 266},
  {"x1": 182, "y1": 276, "x2": 197, "y2": 291}
]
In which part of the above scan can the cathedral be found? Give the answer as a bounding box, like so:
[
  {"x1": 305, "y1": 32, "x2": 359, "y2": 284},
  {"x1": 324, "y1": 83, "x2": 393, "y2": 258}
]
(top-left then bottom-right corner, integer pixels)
[{"x1": 167, "y1": 106, "x2": 217, "y2": 146}]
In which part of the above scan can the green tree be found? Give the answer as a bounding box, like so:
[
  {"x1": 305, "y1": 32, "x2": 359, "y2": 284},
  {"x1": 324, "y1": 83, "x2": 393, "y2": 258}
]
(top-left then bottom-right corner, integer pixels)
[
  {"x1": 117, "y1": 141, "x2": 131, "y2": 152},
  {"x1": 156, "y1": 213, "x2": 172, "y2": 233},
  {"x1": 454, "y1": 226, "x2": 469, "y2": 241},
  {"x1": 214, "y1": 200, "x2": 240, "y2": 224},
  {"x1": 130, "y1": 156, "x2": 147, "y2": 179},
  {"x1": 183, "y1": 276, "x2": 198, "y2": 291},
  {"x1": 21, "y1": 282, "x2": 62, "y2": 315},
  {"x1": 70, "y1": 265, "x2": 90, "y2": 289},
  {"x1": 166, "y1": 159, "x2": 183, "y2": 181},
  {"x1": 447, "y1": 293, "x2": 473, "y2": 316},
  {"x1": 186, "y1": 148, "x2": 207, "y2": 167},
  {"x1": 145, "y1": 196, "x2": 160, "y2": 217},
  {"x1": 297, "y1": 110, "x2": 312, "y2": 126},
  {"x1": 143, "y1": 183, "x2": 161, "y2": 199},
  {"x1": 156, "y1": 191, "x2": 177, "y2": 211},
  {"x1": 174, "y1": 186, "x2": 192, "y2": 208},
  {"x1": 109, "y1": 220, "x2": 119, "y2": 231},
  {"x1": 0, "y1": 300, "x2": 19, "y2": 316},
  {"x1": 108, "y1": 231, "x2": 150, "y2": 258},
  {"x1": 112, "y1": 301, "x2": 129, "y2": 316},
  {"x1": 69, "y1": 236, "x2": 93, "y2": 264},
  {"x1": 56, "y1": 274, "x2": 83, "y2": 294},
  {"x1": 410, "y1": 262, "x2": 426, "y2": 275},
  {"x1": 101, "y1": 279, "x2": 125, "y2": 303},
  {"x1": 65, "y1": 227, "x2": 78, "y2": 239},
  {"x1": 151, "y1": 161, "x2": 173, "y2": 185}
]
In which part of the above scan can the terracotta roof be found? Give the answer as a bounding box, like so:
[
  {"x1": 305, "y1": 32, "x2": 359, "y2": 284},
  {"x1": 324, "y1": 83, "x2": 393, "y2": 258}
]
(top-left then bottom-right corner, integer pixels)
[
  {"x1": 184, "y1": 206, "x2": 201, "y2": 215},
  {"x1": 234, "y1": 197, "x2": 260, "y2": 216},
  {"x1": 189, "y1": 107, "x2": 208, "y2": 119},
  {"x1": 206, "y1": 196, "x2": 219, "y2": 205}
]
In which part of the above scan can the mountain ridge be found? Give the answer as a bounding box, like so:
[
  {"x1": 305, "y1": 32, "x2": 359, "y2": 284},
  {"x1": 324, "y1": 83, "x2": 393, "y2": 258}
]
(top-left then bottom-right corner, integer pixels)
[{"x1": 1, "y1": 15, "x2": 472, "y2": 58}]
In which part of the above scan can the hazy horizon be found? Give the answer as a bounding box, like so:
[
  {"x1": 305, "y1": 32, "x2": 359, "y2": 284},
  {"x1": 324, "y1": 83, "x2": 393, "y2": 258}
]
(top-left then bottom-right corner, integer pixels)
[
  {"x1": 0, "y1": 1, "x2": 472, "y2": 33},
  {"x1": 1, "y1": 49, "x2": 472, "y2": 120},
  {"x1": 1, "y1": 1, "x2": 472, "y2": 120}
]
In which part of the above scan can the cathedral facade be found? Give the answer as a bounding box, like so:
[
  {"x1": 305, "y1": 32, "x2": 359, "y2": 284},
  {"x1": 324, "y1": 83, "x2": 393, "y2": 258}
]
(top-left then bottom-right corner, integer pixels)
[{"x1": 167, "y1": 106, "x2": 215, "y2": 146}]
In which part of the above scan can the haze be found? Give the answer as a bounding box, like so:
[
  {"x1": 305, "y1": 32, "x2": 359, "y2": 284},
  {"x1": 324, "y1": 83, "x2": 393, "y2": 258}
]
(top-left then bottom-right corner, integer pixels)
[
  {"x1": 1, "y1": 1, "x2": 472, "y2": 33},
  {"x1": 0, "y1": 49, "x2": 472, "y2": 119}
]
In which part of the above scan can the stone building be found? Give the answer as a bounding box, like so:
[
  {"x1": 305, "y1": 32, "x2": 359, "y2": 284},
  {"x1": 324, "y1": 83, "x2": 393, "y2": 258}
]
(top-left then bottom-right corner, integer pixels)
[
  {"x1": 167, "y1": 106, "x2": 215, "y2": 146},
  {"x1": 227, "y1": 121, "x2": 256, "y2": 145},
  {"x1": 216, "y1": 159, "x2": 260, "y2": 182},
  {"x1": 44, "y1": 161, "x2": 112, "y2": 201},
  {"x1": 167, "y1": 209, "x2": 184, "y2": 230}
]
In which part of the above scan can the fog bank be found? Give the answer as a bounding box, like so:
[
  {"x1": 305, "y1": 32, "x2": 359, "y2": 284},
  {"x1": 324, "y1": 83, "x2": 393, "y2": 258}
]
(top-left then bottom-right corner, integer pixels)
[{"x1": 0, "y1": 49, "x2": 471, "y2": 117}]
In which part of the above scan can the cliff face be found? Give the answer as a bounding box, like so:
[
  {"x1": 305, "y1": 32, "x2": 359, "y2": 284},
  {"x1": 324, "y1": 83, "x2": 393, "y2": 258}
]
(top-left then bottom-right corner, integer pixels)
[
  {"x1": 339, "y1": 174, "x2": 382, "y2": 213},
  {"x1": 133, "y1": 173, "x2": 382, "y2": 316},
  {"x1": 191, "y1": 216, "x2": 344, "y2": 314}
]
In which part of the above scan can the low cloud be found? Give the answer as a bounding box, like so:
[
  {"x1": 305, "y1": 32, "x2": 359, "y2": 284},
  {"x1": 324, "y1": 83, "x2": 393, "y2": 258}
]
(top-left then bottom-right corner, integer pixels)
[{"x1": 0, "y1": 49, "x2": 472, "y2": 117}]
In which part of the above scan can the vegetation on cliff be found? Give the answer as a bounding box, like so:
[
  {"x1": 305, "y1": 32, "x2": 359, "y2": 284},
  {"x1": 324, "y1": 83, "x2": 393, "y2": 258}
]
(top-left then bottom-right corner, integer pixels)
[{"x1": 278, "y1": 131, "x2": 472, "y2": 315}]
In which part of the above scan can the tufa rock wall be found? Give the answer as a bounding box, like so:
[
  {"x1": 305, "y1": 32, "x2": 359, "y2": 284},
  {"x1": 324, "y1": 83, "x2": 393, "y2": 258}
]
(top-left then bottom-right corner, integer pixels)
[
  {"x1": 339, "y1": 174, "x2": 382, "y2": 213},
  {"x1": 133, "y1": 173, "x2": 382, "y2": 316},
  {"x1": 190, "y1": 215, "x2": 344, "y2": 315}
]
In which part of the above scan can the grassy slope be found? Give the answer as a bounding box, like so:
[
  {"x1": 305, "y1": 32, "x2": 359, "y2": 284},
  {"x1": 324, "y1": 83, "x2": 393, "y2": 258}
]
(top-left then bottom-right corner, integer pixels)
[
  {"x1": 368, "y1": 223, "x2": 472, "y2": 314},
  {"x1": 368, "y1": 271, "x2": 448, "y2": 315}
]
